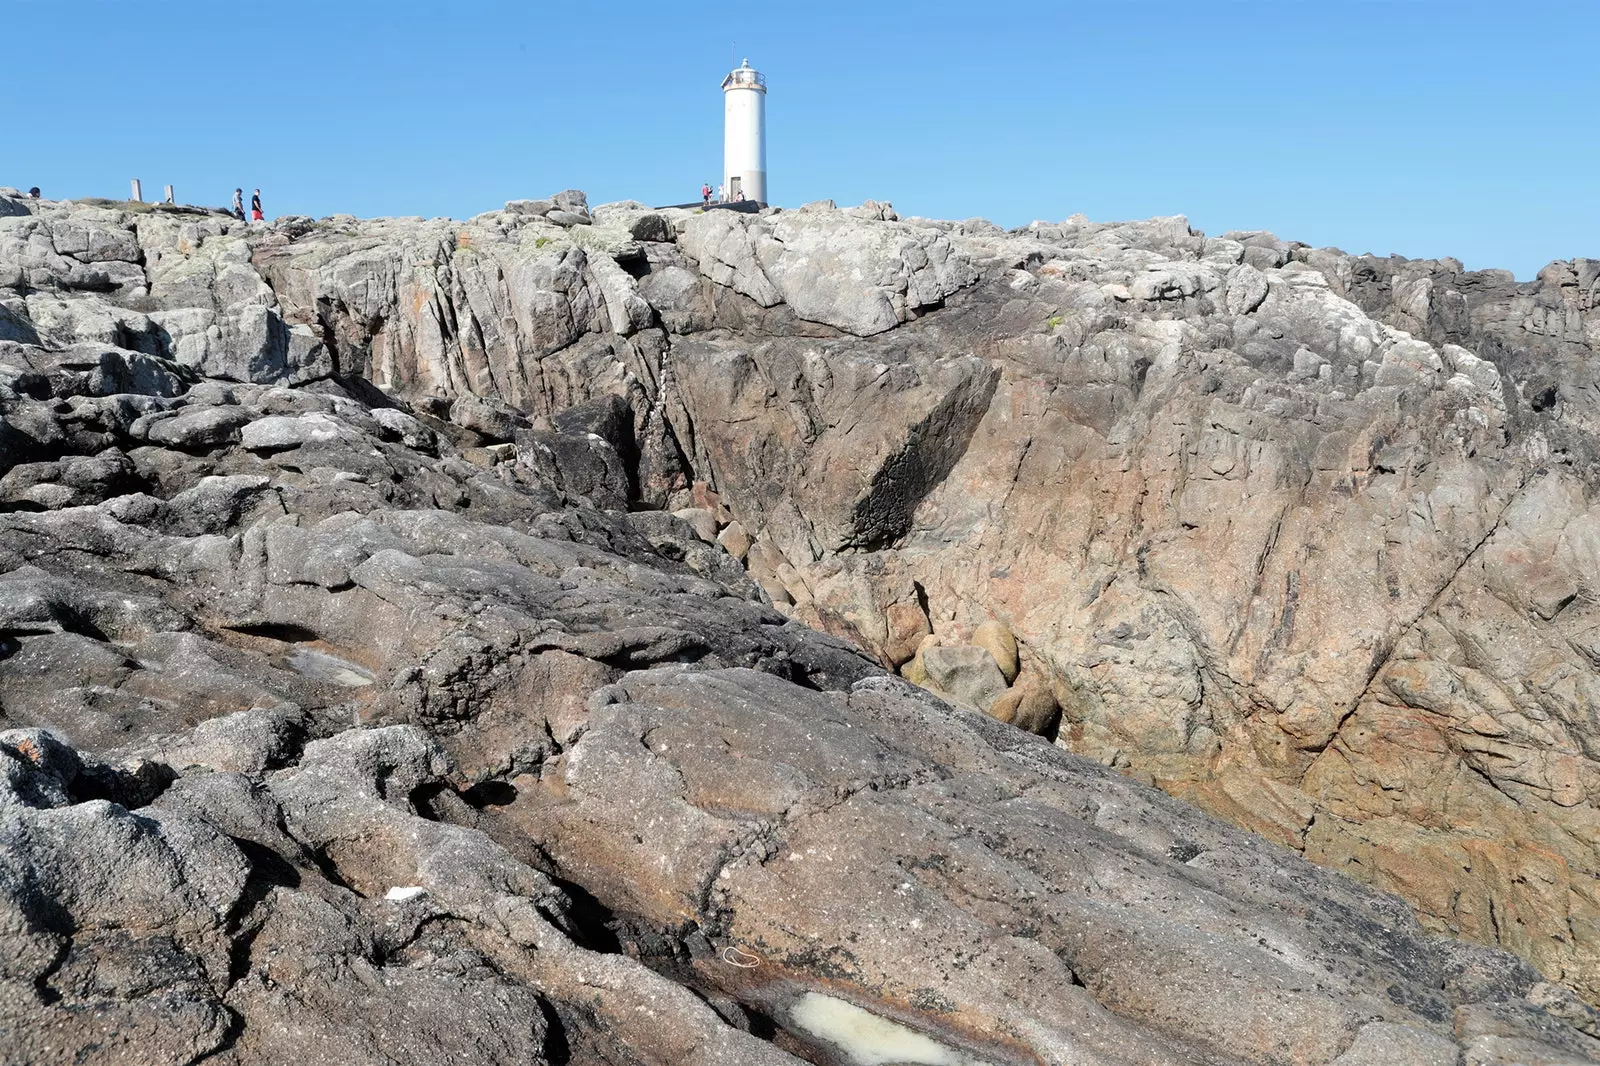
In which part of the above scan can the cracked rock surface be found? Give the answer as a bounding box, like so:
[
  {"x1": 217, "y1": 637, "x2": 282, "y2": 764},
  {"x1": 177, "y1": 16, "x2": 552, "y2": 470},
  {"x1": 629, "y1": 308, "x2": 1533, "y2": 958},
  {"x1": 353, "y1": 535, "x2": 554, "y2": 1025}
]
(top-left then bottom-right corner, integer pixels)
[{"x1": 2, "y1": 187, "x2": 1599, "y2": 1064}]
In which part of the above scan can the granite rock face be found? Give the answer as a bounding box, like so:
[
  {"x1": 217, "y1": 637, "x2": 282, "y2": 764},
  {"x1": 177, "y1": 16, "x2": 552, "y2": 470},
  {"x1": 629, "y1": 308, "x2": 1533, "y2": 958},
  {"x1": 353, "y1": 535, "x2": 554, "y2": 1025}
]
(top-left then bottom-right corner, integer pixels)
[
  {"x1": 613, "y1": 207, "x2": 1600, "y2": 1002},
  {"x1": 3, "y1": 188, "x2": 1600, "y2": 1064}
]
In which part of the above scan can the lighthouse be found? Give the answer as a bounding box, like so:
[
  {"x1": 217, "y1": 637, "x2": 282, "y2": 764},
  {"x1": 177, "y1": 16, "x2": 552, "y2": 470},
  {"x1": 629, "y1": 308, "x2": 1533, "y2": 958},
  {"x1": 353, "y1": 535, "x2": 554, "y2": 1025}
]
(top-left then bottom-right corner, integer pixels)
[{"x1": 722, "y1": 59, "x2": 767, "y2": 205}]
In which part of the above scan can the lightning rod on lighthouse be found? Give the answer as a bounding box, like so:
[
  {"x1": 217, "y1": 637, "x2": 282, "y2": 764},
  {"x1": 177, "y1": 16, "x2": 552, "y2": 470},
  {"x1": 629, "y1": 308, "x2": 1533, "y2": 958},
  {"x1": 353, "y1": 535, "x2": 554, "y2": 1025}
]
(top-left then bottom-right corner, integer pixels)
[{"x1": 722, "y1": 58, "x2": 767, "y2": 205}]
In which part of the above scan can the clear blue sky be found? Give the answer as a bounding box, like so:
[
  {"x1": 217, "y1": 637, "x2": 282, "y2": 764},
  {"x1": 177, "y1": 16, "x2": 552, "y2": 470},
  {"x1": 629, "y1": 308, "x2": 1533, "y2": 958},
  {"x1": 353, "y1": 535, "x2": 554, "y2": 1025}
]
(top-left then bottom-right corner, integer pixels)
[{"x1": 5, "y1": 0, "x2": 1594, "y2": 278}]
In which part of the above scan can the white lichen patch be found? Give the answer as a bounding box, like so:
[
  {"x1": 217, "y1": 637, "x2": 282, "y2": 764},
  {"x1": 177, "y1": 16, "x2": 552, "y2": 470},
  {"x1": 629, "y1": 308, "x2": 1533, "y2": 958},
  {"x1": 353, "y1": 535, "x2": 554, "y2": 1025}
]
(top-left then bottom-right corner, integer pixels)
[{"x1": 786, "y1": 991, "x2": 994, "y2": 1066}]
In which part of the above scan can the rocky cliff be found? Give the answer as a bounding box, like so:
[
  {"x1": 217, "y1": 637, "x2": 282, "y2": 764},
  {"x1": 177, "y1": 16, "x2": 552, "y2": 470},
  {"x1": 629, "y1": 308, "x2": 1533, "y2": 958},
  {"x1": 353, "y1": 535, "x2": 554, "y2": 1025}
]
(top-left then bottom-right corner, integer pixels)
[{"x1": 2, "y1": 186, "x2": 1599, "y2": 1066}]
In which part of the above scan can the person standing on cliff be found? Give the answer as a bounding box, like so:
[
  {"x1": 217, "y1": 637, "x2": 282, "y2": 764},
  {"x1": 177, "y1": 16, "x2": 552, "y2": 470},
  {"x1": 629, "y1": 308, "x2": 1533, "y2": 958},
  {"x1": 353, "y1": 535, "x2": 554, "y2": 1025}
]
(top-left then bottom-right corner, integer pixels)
[
  {"x1": 250, "y1": 189, "x2": 263, "y2": 222},
  {"x1": 701, "y1": 182, "x2": 711, "y2": 206},
  {"x1": 232, "y1": 188, "x2": 244, "y2": 219}
]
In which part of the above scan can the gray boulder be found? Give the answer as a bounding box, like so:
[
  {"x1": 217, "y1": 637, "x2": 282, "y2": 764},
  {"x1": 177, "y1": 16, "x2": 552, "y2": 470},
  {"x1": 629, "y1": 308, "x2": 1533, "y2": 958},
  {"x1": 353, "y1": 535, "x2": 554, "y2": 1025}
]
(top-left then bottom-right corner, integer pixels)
[
  {"x1": 550, "y1": 189, "x2": 588, "y2": 214},
  {"x1": 143, "y1": 405, "x2": 254, "y2": 449},
  {"x1": 0, "y1": 298, "x2": 40, "y2": 343},
  {"x1": 637, "y1": 263, "x2": 710, "y2": 333},
  {"x1": 628, "y1": 213, "x2": 674, "y2": 243},
  {"x1": 921, "y1": 644, "x2": 1009, "y2": 709},
  {"x1": 1225, "y1": 262, "x2": 1271, "y2": 315},
  {"x1": 545, "y1": 209, "x2": 591, "y2": 228},
  {"x1": 679, "y1": 209, "x2": 979, "y2": 335},
  {"x1": 31, "y1": 344, "x2": 188, "y2": 398},
  {"x1": 241, "y1": 412, "x2": 348, "y2": 451},
  {"x1": 229, "y1": 305, "x2": 332, "y2": 385},
  {"x1": 449, "y1": 393, "x2": 530, "y2": 441}
]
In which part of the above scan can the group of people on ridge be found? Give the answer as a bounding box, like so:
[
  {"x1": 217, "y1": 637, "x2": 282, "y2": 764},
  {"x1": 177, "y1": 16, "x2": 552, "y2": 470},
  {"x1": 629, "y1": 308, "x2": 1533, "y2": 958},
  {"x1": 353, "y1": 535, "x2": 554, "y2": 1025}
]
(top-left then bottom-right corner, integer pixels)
[
  {"x1": 700, "y1": 182, "x2": 746, "y2": 205},
  {"x1": 230, "y1": 188, "x2": 263, "y2": 222},
  {"x1": 7, "y1": 185, "x2": 263, "y2": 219}
]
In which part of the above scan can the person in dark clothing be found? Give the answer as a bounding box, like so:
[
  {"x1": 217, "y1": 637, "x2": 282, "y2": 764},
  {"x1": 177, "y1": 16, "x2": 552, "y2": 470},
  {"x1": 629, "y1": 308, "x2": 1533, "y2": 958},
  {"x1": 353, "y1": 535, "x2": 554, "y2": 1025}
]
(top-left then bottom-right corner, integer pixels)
[
  {"x1": 250, "y1": 189, "x2": 263, "y2": 221},
  {"x1": 232, "y1": 188, "x2": 245, "y2": 219},
  {"x1": 27, "y1": 187, "x2": 40, "y2": 199}
]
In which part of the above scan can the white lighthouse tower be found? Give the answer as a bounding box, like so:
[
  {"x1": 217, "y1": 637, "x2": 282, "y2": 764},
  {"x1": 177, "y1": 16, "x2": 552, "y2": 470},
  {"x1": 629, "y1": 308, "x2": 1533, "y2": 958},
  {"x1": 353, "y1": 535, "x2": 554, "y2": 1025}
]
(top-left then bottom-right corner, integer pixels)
[{"x1": 722, "y1": 59, "x2": 767, "y2": 205}]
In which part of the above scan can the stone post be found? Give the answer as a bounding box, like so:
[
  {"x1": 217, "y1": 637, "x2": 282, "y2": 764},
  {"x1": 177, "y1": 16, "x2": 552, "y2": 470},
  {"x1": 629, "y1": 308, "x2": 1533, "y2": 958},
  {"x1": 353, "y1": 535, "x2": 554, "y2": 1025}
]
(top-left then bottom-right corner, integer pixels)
[
  {"x1": 163, "y1": 184, "x2": 174, "y2": 204},
  {"x1": 130, "y1": 179, "x2": 142, "y2": 203}
]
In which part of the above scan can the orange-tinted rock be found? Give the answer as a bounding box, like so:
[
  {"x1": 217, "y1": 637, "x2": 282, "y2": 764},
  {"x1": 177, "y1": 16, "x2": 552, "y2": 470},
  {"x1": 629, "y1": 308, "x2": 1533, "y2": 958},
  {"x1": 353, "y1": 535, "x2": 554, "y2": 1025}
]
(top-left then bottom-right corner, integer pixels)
[
  {"x1": 971, "y1": 619, "x2": 1019, "y2": 683},
  {"x1": 882, "y1": 600, "x2": 931, "y2": 667}
]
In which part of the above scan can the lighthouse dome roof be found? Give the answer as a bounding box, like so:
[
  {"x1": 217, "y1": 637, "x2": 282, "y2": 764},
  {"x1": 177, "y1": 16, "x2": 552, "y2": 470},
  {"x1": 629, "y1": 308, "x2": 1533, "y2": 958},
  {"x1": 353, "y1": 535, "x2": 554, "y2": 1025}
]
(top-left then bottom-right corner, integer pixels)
[{"x1": 722, "y1": 60, "x2": 766, "y2": 91}]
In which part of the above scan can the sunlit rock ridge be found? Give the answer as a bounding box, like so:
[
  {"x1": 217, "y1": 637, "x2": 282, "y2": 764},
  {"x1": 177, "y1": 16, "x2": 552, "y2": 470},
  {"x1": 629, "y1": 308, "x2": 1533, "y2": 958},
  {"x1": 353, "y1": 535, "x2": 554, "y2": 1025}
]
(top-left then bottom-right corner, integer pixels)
[{"x1": 2, "y1": 185, "x2": 1598, "y2": 1065}]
